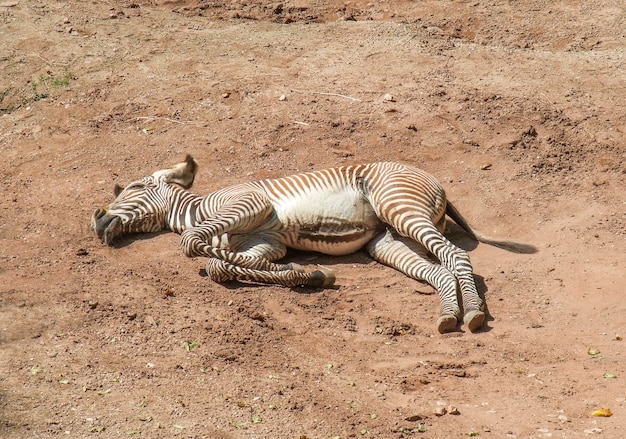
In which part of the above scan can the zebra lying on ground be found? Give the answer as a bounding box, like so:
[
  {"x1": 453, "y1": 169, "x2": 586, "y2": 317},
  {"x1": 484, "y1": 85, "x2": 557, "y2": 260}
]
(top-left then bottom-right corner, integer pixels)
[{"x1": 92, "y1": 155, "x2": 536, "y2": 333}]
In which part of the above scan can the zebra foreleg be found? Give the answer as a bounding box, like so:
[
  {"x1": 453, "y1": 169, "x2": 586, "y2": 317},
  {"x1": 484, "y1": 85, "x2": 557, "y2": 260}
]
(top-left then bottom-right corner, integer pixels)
[
  {"x1": 205, "y1": 258, "x2": 335, "y2": 288},
  {"x1": 366, "y1": 230, "x2": 462, "y2": 334},
  {"x1": 228, "y1": 233, "x2": 305, "y2": 272},
  {"x1": 182, "y1": 230, "x2": 292, "y2": 272},
  {"x1": 180, "y1": 193, "x2": 292, "y2": 272}
]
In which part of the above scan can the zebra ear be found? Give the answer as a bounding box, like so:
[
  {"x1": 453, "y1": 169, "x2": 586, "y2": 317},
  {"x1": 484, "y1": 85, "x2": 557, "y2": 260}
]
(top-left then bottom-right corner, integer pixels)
[
  {"x1": 113, "y1": 184, "x2": 124, "y2": 197},
  {"x1": 153, "y1": 155, "x2": 198, "y2": 188}
]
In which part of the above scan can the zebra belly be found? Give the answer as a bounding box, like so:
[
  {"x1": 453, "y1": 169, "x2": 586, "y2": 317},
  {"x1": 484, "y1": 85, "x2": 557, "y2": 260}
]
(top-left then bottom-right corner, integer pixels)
[
  {"x1": 287, "y1": 222, "x2": 382, "y2": 255},
  {"x1": 273, "y1": 187, "x2": 383, "y2": 256}
]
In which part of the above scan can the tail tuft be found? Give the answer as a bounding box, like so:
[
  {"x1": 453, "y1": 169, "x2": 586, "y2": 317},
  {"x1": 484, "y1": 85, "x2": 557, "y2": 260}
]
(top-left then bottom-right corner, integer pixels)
[
  {"x1": 478, "y1": 237, "x2": 538, "y2": 254},
  {"x1": 445, "y1": 201, "x2": 537, "y2": 254}
]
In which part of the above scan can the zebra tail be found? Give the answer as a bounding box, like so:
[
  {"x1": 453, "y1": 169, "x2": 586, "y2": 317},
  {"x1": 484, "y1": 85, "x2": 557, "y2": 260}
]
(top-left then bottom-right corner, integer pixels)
[{"x1": 445, "y1": 201, "x2": 538, "y2": 254}]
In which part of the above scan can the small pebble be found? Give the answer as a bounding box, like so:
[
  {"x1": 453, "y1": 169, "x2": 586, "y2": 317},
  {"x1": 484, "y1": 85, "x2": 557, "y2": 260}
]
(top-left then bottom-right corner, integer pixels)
[
  {"x1": 279, "y1": 94, "x2": 287, "y2": 101},
  {"x1": 383, "y1": 93, "x2": 395, "y2": 102},
  {"x1": 434, "y1": 406, "x2": 447, "y2": 416}
]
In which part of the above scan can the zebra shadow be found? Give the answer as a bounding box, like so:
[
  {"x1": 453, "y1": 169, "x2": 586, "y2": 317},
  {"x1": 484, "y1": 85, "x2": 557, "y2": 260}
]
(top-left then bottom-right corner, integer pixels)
[
  {"x1": 108, "y1": 231, "x2": 171, "y2": 249},
  {"x1": 189, "y1": 223, "x2": 494, "y2": 330}
]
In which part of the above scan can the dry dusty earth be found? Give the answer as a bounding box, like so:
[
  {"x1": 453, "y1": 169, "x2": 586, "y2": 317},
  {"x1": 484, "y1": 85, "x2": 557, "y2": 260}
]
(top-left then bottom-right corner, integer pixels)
[{"x1": 1, "y1": 1, "x2": 626, "y2": 438}]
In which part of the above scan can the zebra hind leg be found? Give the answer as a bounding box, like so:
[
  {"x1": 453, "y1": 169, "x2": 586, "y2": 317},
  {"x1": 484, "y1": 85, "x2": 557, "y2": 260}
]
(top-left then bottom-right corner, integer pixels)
[
  {"x1": 384, "y1": 220, "x2": 485, "y2": 332},
  {"x1": 426, "y1": 235, "x2": 485, "y2": 332},
  {"x1": 205, "y1": 258, "x2": 335, "y2": 288},
  {"x1": 366, "y1": 230, "x2": 462, "y2": 334}
]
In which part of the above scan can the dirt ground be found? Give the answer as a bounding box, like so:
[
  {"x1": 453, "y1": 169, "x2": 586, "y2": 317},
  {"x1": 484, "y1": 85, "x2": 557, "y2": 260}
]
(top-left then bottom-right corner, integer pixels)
[{"x1": 1, "y1": 0, "x2": 625, "y2": 438}]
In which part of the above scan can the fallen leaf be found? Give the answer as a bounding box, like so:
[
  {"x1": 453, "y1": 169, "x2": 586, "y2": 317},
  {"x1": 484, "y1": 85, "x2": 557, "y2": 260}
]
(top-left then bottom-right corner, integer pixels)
[
  {"x1": 591, "y1": 408, "x2": 612, "y2": 417},
  {"x1": 183, "y1": 341, "x2": 200, "y2": 351}
]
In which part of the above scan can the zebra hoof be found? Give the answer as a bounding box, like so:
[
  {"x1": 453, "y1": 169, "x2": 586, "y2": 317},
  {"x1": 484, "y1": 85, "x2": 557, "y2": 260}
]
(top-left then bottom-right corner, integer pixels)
[
  {"x1": 437, "y1": 315, "x2": 458, "y2": 334},
  {"x1": 308, "y1": 267, "x2": 336, "y2": 288},
  {"x1": 464, "y1": 310, "x2": 485, "y2": 332}
]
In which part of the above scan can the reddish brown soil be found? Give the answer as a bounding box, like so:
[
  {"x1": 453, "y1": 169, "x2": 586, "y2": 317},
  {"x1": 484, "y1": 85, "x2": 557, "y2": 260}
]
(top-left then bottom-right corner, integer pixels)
[{"x1": 1, "y1": 1, "x2": 625, "y2": 438}]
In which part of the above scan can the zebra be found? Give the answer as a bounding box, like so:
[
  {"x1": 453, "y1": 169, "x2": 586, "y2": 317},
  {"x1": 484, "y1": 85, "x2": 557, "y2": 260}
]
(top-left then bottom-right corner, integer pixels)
[{"x1": 92, "y1": 155, "x2": 536, "y2": 333}]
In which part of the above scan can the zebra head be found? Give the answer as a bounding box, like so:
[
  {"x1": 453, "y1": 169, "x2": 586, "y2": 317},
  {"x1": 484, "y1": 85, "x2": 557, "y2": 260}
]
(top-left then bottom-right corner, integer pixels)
[{"x1": 92, "y1": 155, "x2": 198, "y2": 245}]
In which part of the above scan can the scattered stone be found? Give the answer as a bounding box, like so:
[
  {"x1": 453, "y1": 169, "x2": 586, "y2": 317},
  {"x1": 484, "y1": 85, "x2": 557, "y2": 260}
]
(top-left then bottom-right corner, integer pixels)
[
  {"x1": 383, "y1": 93, "x2": 395, "y2": 102},
  {"x1": 434, "y1": 406, "x2": 447, "y2": 416},
  {"x1": 279, "y1": 94, "x2": 287, "y2": 101}
]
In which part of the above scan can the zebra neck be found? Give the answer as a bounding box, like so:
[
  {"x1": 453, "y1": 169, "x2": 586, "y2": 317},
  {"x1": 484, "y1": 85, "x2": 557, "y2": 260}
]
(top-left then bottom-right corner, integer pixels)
[{"x1": 164, "y1": 187, "x2": 206, "y2": 234}]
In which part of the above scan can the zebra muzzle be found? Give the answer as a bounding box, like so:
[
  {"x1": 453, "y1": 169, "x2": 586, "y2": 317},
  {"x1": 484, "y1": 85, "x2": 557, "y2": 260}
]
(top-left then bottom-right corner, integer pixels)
[{"x1": 92, "y1": 208, "x2": 122, "y2": 245}]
